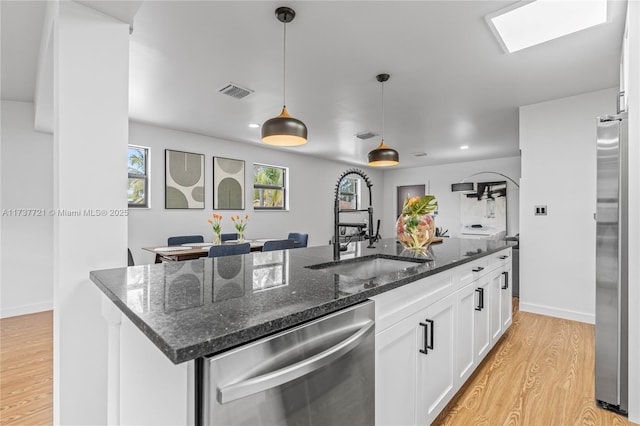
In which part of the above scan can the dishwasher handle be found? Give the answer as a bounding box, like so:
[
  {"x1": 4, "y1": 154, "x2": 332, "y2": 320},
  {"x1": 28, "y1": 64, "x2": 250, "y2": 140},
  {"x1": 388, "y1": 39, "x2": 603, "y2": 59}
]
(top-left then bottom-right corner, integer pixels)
[{"x1": 217, "y1": 320, "x2": 375, "y2": 404}]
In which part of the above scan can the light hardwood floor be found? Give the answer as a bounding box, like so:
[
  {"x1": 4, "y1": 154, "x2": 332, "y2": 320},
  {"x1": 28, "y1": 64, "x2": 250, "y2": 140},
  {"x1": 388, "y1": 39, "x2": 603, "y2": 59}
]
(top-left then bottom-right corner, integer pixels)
[
  {"x1": 0, "y1": 303, "x2": 635, "y2": 425},
  {"x1": 0, "y1": 311, "x2": 53, "y2": 425},
  {"x1": 434, "y1": 298, "x2": 634, "y2": 425}
]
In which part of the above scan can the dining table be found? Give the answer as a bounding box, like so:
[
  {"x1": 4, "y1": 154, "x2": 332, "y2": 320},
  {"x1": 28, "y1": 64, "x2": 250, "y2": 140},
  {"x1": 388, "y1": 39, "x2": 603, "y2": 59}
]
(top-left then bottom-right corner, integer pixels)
[{"x1": 143, "y1": 239, "x2": 277, "y2": 263}]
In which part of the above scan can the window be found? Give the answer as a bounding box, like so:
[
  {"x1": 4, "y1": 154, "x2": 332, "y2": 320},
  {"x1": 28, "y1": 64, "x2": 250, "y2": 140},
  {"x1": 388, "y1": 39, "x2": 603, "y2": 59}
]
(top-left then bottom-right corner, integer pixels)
[
  {"x1": 128, "y1": 146, "x2": 149, "y2": 207},
  {"x1": 339, "y1": 177, "x2": 359, "y2": 210},
  {"x1": 253, "y1": 164, "x2": 287, "y2": 210}
]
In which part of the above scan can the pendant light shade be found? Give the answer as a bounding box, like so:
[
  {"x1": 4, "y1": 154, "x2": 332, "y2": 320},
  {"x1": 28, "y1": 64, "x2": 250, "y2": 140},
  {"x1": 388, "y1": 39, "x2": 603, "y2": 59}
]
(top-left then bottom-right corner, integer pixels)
[
  {"x1": 368, "y1": 73, "x2": 399, "y2": 167},
  {"x1": 262, "y1": 106, "x2": 307, "y2": 146},
  {"x1": 262, "y1": 7, "x2": 308, "y2": 147},
  {"x1": 368, "y1": 140, "x2": 399, "y2": 166},
  {"x1": 451, "y1": 182, "x2": 475, "y2": 192}
]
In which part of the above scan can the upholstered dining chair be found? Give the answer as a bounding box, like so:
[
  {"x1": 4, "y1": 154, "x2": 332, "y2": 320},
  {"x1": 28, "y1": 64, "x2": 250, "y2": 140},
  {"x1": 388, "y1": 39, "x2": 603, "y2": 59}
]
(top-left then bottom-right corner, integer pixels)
[
  {"x1": 208, "y1": 243, "x2": 251, "y2": 258},
  {"x1": 262, "y1": 239, "x2": 295, "y2": 252},
  {"x1": 167, "y1": 235, "x2": 204, "y2": 246},
  {"x1": 220, "y1": 233, "x2": 239, "y2": 242},
  {"x1": 287, "y1": 233, "x2": 308, "y2": 248},
  {"x1": 127, "y1": 248, "x2": 135, "y2": 266}
]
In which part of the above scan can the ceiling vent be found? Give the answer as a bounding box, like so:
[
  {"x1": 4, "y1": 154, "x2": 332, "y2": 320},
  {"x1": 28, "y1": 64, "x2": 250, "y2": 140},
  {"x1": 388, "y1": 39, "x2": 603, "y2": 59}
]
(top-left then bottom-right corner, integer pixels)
[
  {"x1": 412, "y1": 152, "x2": 428, "y2": 157},
  {"x1": 218, "y1": 82, "x2": 254, "y2": 99},
  {"x1": 356, "y1": 131, "x2": 378, "y2": 140}
]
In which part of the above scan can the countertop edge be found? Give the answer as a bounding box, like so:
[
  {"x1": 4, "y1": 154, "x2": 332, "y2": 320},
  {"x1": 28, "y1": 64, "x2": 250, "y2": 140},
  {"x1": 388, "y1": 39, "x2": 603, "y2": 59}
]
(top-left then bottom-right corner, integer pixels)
[{"x1": 92, "y1": 241, "x2": 514, "y2": 364}]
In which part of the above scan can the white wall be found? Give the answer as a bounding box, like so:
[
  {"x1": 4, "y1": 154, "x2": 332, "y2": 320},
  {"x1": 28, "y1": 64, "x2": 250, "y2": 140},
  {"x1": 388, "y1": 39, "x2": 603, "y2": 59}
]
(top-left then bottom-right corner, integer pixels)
[
  {"x1": 0, "y1": 101, "x2": 54, "y2": 318},
  {"x1": 519, "y1": 87, "x2": 617, "y2": 324},
  {"x1": 380, "y1": 156, "x2": 521, "y2": 239},
  {"x1": 54, "y1": 2, "x2": 129, "y2": 424},
  {"x1": 625, "y1": 0, "x2": 639, "y2": 422},
  {"x1": 128, "y1": 121, "x2": 385, "y2": 265}
]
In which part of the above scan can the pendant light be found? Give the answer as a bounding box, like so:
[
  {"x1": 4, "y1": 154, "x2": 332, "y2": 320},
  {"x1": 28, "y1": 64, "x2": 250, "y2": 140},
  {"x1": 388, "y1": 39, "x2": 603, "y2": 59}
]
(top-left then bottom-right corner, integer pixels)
[
  {"x1": 262, "y1": 7, "x2": 308, "y2": 147},
  {"x1": 368, "y1": 73, "x2": 399, "y2": 167}
]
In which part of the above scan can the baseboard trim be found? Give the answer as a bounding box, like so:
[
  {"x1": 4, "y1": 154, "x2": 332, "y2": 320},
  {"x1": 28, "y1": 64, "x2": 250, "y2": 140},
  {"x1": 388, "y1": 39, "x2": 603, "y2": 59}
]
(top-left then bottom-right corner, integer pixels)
[
  {"x1": 0, "y1": 301, "x2": 53, "y2": 318},
  {"x1": 519, "y1": 302, "x2": 594, "y2": 324}
]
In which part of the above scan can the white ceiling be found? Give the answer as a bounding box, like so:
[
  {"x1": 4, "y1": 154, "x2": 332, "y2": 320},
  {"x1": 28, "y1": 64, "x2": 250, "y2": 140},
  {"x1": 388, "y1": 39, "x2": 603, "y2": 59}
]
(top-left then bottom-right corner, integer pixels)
[{"x1": 1, "y1": 1, "x2": 627, "y2": 168}]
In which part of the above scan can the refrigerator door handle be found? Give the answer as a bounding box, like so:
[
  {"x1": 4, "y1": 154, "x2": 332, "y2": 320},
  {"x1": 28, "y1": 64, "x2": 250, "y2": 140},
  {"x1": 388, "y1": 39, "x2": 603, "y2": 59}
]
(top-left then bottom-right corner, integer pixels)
[{"x1": 217, "y1": 320, "x2": 374, "y2": 404}]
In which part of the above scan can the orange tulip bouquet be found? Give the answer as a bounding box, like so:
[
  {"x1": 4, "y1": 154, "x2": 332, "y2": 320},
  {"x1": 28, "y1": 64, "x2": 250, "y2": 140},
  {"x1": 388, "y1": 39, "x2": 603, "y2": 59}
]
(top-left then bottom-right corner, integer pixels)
[{"x1": 231, "y1": 214, "x2": 249, "y2": 242}]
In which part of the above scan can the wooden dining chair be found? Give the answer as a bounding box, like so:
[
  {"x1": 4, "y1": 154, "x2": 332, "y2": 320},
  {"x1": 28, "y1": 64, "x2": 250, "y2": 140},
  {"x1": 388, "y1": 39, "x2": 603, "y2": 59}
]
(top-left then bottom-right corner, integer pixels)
[
  {"x1": 208, "y1": 243, "x2": 251, "y2": 258},
  {"x1": 287, "y1": 233, "x2": 308, "y2": 248},
  {"x1": 167, "y1": 235, "x2": 204, "y2": 246},
  {"x1": 262, "y1": 239, "x2": 295, "y2": 252}
]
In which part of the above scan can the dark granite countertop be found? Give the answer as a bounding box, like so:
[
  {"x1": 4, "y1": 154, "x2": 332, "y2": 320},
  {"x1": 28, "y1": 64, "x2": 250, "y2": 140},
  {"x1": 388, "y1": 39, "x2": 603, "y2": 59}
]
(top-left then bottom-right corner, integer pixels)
[{"x1": 90, "y1": 237, "x2": 514, "y2": 364}]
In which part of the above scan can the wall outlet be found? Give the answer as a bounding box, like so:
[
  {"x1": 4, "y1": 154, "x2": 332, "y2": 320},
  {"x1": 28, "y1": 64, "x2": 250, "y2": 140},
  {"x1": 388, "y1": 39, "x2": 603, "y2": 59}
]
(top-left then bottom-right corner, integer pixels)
[{"x1": 535, "y1": 205, "x2": 547, "y2": 216}]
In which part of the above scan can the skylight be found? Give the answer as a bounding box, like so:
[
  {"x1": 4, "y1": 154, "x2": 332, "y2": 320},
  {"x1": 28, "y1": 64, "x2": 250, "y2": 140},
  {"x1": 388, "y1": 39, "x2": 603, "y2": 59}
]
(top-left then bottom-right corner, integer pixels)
[{"x1": 487, "y1": 0, "x2": 608, "y2": 53}]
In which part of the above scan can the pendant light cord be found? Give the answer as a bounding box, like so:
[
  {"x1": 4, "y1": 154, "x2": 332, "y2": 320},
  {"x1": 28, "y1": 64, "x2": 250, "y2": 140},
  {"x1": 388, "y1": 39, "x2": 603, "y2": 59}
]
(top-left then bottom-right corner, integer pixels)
[
  {"x1": 381, "y1": 80, "x2": 385, "y2": 140},
  {"x1": 283, "y1": 21, "x2": 287, "y2": 107}
]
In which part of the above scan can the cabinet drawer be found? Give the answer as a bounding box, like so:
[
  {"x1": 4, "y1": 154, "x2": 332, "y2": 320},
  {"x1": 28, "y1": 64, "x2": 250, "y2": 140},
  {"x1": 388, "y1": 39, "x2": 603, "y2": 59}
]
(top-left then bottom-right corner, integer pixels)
[
  {"x1": 458, "y1": 258, "x2": 490, "y2": 286},
  {"x1": 371, "y1": 271, "x2": 454, "y2": 333},
  {"x1": 486, "y1": 248, "x2": 512, "y2": 271}
]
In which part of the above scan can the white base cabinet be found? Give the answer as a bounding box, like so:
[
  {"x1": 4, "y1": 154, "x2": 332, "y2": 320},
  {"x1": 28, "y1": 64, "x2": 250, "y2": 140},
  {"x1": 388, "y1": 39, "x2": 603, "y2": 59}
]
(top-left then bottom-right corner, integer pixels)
[
  {"x1": 373, "y1": 248, "x2": 513, "y2": 425},
  {"x1": 417, "y1": 293, "x2": 457, "y2": 423}
]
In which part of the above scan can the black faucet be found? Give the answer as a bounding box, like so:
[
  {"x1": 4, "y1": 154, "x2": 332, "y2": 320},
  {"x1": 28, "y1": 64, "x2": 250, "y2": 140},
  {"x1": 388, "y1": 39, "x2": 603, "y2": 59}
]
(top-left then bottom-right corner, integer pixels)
[{"x1": 333, "y1": 169, "x2": 379, "y2": 260}]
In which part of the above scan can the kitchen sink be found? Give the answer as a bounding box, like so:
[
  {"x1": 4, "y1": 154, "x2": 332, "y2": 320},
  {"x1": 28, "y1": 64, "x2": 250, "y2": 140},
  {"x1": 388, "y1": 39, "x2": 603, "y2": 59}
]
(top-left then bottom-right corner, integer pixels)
[{"x1": 307, "y1": 256, "x2": 425, "y2": 280}]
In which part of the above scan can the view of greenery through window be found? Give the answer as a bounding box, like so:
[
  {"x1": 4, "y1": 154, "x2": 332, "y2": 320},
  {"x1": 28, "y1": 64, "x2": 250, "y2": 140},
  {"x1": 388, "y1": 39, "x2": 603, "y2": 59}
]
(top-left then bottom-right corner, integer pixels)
[
  {"x1": 128, "y1": 146, "x2": 148, "y2": 207},
  {"x1": 339, "y1": 177, "x2": 359, "y2": 210},
  {"x1": 253, "y1": 164, "x2": 286, "y2": 209}
]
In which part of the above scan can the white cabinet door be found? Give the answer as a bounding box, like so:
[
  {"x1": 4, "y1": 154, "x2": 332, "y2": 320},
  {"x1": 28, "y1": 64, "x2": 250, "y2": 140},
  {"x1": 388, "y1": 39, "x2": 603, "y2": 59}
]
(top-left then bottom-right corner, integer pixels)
[
  {"x1": 376, "y1": 314, "x2": 418, "y2": 426},
  {"x1": 500, "y1": 264, "x2": 513, "y2": 331},
  {"x1": 416, "y1": 293, "x2": 457, "y2": 425},
  {"x1": 489, "y1": 269, "x2": 503, "y2": 346},
  {"x1": 456, "y1": 283, "x2": 476, "y2": 384},
  {"x1": 474, "y1": 275, "x2": 491, "y2": 361}
]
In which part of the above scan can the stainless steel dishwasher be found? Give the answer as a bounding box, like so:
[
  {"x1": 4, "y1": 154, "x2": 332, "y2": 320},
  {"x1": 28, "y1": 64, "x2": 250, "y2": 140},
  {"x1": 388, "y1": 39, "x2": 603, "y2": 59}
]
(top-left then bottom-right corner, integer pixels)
[{"x1": 203, "y1": 300, "x2": 375, "y2": 425}]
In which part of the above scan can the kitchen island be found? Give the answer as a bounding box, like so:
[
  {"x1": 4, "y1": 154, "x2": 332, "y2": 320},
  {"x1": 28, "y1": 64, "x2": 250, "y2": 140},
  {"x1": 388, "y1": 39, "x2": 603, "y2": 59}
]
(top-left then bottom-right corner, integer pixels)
[{"x1": 91, "y1": 237, "x2": 514, "y2": 425}]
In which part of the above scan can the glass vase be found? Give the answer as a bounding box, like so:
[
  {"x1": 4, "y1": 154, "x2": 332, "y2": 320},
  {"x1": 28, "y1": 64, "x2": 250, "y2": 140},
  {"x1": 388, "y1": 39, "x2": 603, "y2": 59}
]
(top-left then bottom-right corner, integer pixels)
[
  {"x1": 213, "y1": 232, "x2": 221, "y2": 245},
  {"x1": 238, "y1": 230, "x2": 244, "y2": 242},
  {"x1": 396, "y1": 213, "x2": 435, "y2": 255}
]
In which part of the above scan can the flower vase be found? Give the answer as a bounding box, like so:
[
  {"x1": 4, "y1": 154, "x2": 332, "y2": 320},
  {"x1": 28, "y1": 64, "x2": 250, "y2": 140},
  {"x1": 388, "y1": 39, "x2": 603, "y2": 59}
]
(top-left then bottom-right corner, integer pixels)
[
  {"x1": 396, "y1": 213, "x2": 435, "y2": 255},
  {"x1": 213, "y1": 232, "x2": 221, "y2": 245},
  {"x1": 238, "y1": 231, "x2": 244, "y2": 242}
]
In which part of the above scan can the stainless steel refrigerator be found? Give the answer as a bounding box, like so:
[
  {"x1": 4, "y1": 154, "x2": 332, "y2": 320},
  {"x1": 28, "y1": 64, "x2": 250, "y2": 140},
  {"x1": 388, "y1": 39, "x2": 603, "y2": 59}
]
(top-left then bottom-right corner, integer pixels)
[{"x1": 595, "y1": 112, "x2": 628, "y2": 415}]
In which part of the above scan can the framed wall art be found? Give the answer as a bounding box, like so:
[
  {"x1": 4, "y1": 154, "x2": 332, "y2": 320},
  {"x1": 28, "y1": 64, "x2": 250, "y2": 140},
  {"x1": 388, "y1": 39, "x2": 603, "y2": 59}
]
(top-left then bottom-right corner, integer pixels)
[
  {"x1": 213, "y1": 157, "x2": 245, "y2": 210},
  {"x1": 165, "y1": 149, "x2": 205, "y2": 209}
]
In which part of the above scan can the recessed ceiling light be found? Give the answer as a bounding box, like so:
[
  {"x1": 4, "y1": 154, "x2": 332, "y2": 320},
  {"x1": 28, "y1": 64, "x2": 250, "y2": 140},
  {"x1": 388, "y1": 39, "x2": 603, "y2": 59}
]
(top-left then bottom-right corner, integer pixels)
[
  {"x1": 460, "y1": 145, "x2": 469, "y2": 150},
  {"x1": 487, "y1": 0, "x2": 607, "y2": 53},
  {"x1": 248, "y1": 123, "x2": 260, "y2": 128}
]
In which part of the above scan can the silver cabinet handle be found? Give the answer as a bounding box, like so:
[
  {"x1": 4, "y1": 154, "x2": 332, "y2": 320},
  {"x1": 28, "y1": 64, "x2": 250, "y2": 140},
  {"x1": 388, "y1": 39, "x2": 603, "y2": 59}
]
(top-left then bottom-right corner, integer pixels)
[{"x1": 217, "y1": 320, "x2": 374, "y2": 404}]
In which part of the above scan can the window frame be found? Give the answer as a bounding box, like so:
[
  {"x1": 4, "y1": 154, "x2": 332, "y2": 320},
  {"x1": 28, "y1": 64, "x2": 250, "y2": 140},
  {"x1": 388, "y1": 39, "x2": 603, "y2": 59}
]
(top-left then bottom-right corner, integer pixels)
[
  {"x1": 339, "y1": 176, "x2": 360, "y2": 211},
  {"x1": 128, "y1": 145, "x2": 150, "y2": 208},
  {"x1": 253, "y1": 163, "x2": 288, "y2": 211}
]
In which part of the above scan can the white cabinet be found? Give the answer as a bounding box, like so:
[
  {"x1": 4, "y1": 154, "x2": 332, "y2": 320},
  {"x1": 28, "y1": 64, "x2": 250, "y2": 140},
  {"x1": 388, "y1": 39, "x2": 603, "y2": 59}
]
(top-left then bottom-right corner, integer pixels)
[
  {"x1": 375, "y1": 314, "x2": 419, "y2": 426},
  {"x1": 374, "y1": 247, "x2": 513, "y2": 426},
  {"x1": 455, "y1": 283, "x2": 476, "y2": 384},
  {"x1": 488, "y1": 269, "x2": 503, "y2": 345},
  {"x1": 474, "y1": 276, "x2": 491, "y2": 361},
  {"x1": 375, "y1": 291, "x2": 457, "y2": 426},
  {"x1": 417, "y1": 293, "x2": 457, "y2": 425},
  {"x1": 500, "y1": 263, "x2": 513, "y2": 331}
]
